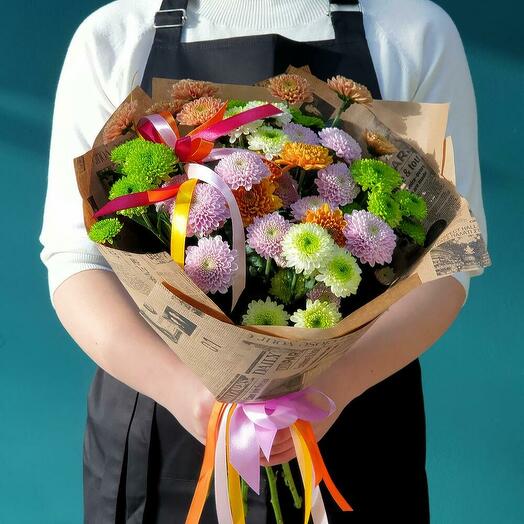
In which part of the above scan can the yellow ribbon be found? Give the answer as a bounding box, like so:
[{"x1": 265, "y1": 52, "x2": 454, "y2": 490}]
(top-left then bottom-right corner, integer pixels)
[
  {"x1": 290, "y1": 423, "x2": 314, "y2": 524},
  {"x1": 171, "y1": 178, "x2": 198, "y2": 266},
  {"x1": 226, "y1": 406, "x2": 246, "y2": 524}
]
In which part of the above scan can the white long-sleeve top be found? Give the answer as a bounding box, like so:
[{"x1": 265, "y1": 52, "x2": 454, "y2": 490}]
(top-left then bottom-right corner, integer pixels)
[{"x1": 39, "y1": 0, "x2": 487, "y2": 305}]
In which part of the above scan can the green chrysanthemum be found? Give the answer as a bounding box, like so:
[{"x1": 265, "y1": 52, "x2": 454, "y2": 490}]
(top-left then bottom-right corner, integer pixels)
[
  {"x1": 394, "y1": 189, "x2": 428, "y2": 221},
  {"x1": 351, "y1": 158, "x2": 403, "y2": 193},
  {"x1": 367, "y1": 191, "x2": 403, "y2": 228},
  {"x1": 110, "y1": 139, "x2": 141, "y2": 167},
  {"x1": 398, "y1": 218, "x2": 427, "y2": 246},
  {"x1": 269, "y1": 268, "x2": 309, "y2": 305},
  {"x1": 282, "y1": 223, "x2": 335, "y2": 275},
  {"x1": 290, "y1": 299, "x2": 341, "y2": 329},
  {"x1": 316, "y1": 246, "x2": 362, "y2": 297},
  {"x1": 242, "y1": 298, "x2": 290, "y2": 326},
  {"x1": 88, "y1": 218, "x2": 123, "y2": 245},
  {"x1": 120, "y1": 140, "x2": 177, "y2": 185},
  {"x1": 109, "y1": 176, "x2": 155, "y2": 217},
  {"x1": 289, "y1": 107, "x2": 325, "y2": 129},
  {"x1": 247, "y1": 125, "x2": 289, "y2": 159}
]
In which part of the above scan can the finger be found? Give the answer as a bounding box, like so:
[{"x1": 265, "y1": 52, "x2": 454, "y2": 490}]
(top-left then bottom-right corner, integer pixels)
[
  {"x1": 272, "y1": 428, "x2": 291, "y2": 445},
  {"x1": 261, "y1": 448, "x2": 297, "y2": 467},
  {"x1": 260, "y1": 436, "x2": 294, "y2": 457}
]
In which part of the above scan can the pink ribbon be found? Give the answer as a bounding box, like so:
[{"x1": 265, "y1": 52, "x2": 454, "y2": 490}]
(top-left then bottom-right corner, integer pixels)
[
  {"x1": 137, "y1": 104, "x2": 282, "y2": 163},
  {"x1": 228, "y1": 388, "x2": 335, "y2": 494}
]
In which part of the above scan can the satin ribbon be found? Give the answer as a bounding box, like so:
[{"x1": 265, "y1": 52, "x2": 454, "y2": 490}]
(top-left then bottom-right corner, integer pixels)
[
  {"x1": 228, "y1": 389, "x2": 335, "y2": 495},
  {"x1": 137, "y1": 103, "x2": 282, "y2": 163},
  {"x1": 184, "y1": 163, "x2": 246, "y2": 308}
]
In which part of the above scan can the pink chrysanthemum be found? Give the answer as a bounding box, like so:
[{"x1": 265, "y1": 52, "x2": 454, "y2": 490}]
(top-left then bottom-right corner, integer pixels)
[
  {"x1": 247, "y1": 212, "x2": 291, "y2": 266},
  {"x1": 215, "y1": 151, "x2": 270, "y2": 190},
  {"x1": 177, "y1": 97, "x2": 223, "y2": 126},
  {"x1": 186, "y1": 183, "x2": 230, "y2": 237},
  {"x1": 307, "y1": 283, "x2": 341, "y2": 309},
  {"x1": 275, "y1": 172, "x2": 300, "y2": 207},
  {"x1": 315, "y1": 162, "x2": 360, "y2": 207},
  {"x1": 157, "y1": 177, "x2": 229, "y2": 237},
  {"x1": 185, "y1": 236, "x2": 238, "y2": 294},
  {"x1": 343, "y1": 210, "x2": 397, "y2": 266},
  {"x1": 282, "y1": 123, "x2": 319, "y2": 145},
  {"x1": 290, "y1": 196, "x2": 330, "y2": 221},
  {"x1": 171, "y1": 79, "x2": 218, "y2": 100},
  {"x1": 318, "y1": 127, "x2": 362, "y2": 164}
]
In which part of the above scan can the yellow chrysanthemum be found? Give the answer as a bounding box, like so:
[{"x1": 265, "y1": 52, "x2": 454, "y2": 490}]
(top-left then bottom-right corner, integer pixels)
[
  {"x1": 304, "y1": 204, "x2": 347, "y2": 247},
  {"x1": 277, "y1": 142, "x2": 333, "y2": 170},
  {"x1": 233, "y1": 178, "x2": 283, "y2": 226}
]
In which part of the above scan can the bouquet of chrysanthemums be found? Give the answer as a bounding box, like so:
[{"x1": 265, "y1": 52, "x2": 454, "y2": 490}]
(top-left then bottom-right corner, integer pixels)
[{"x1": 75, "y1": 68, "x2": 489, "y2": 523}]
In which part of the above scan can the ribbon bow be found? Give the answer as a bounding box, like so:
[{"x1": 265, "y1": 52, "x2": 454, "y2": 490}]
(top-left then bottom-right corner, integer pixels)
[{"x1": 186, "y1": 390, "x2": 353, "y2": 524}]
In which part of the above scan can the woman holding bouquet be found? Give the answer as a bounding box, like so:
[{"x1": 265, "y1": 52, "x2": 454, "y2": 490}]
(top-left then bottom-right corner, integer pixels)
[{"x1": 40, "y1": 0, "x2": 487, "y2": 522}]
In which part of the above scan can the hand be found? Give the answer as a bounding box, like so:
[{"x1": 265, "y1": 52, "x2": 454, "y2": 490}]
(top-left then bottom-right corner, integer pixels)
[
  {"x1": 163, "y1": 364, "x2": 216, "y2": 445},
  {"x1": 262, "y1": 363, "x2": 353, "y2": 465}
]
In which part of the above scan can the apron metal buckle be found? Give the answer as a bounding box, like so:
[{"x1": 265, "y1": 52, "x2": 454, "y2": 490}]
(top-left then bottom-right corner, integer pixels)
[{"x1": 154, "y1": 8, "x2": 187, "y2": 29}]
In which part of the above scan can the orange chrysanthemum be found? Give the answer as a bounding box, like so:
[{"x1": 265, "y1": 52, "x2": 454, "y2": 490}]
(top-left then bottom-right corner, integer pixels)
[
  {"x1": 304, "y1": 204, "x2": 347, "y2": 247},
  {"x1": 261, "y1": 158, "x2": 283, "y2": 182},
  {"x1": 327, "y1": 75, "x2": 373, "y2": 106},
  {"x1": 145, "y1": 98, "x2": 186, "y2": 116},
  {"x1": 267, "y1": 74, "x2": 314, "y2": 105},
  {"x1": 233, "y1": 178, "x2": 283, "y2": 226},
  {"x1": 176, "y1": 97, "x2": 223, "y2": 126},
  {"x1": 102, "y1": 100, "x2": 138, "y2": 144},
  {"x1": 171, "y1": 79, "x2": 219, "y2": 101},
  {"x1": 277, "y1": 142, "x2": 333, "y2": 170}
]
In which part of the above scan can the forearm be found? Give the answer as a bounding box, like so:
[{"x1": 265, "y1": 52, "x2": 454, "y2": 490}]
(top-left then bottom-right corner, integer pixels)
[
  {"x1": 53, "y1": 269, "x2": 190, "y2": 410},
  {"x1": 316, "y1": 276, "x2": 465, "y2": 408}
]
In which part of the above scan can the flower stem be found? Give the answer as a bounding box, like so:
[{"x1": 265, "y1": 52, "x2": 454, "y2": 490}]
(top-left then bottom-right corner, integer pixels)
[
  {"x1": 331, "y1": 100, "x2": 352, "y2": 128},
  {"x1": 290, "y1": 272, "x2": 298, "y2": 298},
  {"x1": 282, "y1": 462, "x2": 303, "y2": 509},
  {"x1": 265, "y1": 257, "x2": 272, "y2": 279},
  {"x1": 241, "y1": 478, "x2": 249, "y2": 517},
  {"x1": 264, "y1": 466, "x2": 284, "y2": 524}
]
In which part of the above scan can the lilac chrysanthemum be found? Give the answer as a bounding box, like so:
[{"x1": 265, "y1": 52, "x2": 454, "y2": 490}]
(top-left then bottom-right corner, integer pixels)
[
  {"x1": 215, "y1": 151, "x2": 270, "y2": 190},
  {"x1": 315, "y1": 162, "x2": 360, "y2": 207},
  {"x1": 343, "y1": 210, "x2": 397, "y2": 266},
  {"x1": 318, "y1": 127, "x2": 362, "y2": 164},
  {"x1": 290, "y1": 196, "x2": 330, "y2": 221},
  {"x1": 247, "y1": 212, "x2": 291, "y2": 266},
  {"x1": 186, "y1": 183, "x2": 230, "y2": 237},
  {"x1": 275, "y1": 172, "x2": 300, "y2": 206},
  {"x1": 307, "y1": 283, "x2": 341, "y2": 308},
  {"x1": 282, "y1": 123, "x2": 320, "y2": 145},
  {"x1": 185, "y1": 236, "x2": 238, "y2": 294}
]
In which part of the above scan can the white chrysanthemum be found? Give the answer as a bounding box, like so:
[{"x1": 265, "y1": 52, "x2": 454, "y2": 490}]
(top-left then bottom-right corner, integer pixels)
[
  {"x1": 242, "y1": 298, "x2": 290, "y2": 326},
  {"x1": 316, "y1": 246, "x2": 362, "y2": 297},
  {"x1": 247, "y1": 125, "x2": 289, "y2": 160},
  {"x1": 281, "y1": 223, "x2": 335, "y2": 275},
  {"x1": 290, "y1": 299, "x2": 341, "y2": 329},
  {"x1": 224, "y1": 105, "x2": 264, "y2": 143},
  {"x1": 244, "y1": 100, "x2": 292, "y2": 127}
]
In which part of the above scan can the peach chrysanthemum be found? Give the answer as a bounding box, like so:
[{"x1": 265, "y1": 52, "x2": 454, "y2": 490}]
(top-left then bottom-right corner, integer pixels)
[
  {"x1": 176, "y1": 97, "x2": 223, "y2": 126},
  {"x1": 304, "y1": 204, "x2": 347, "y2": 247},
  {"x1": 145, "y1": 99, "x2": 186, "y2": 116},
  {"x1": 102, "y1": 100, "x2": 138, "y2": 144},
  {"x1": 364, "y1": 130, "x2": 397, "y2": 156},
  {"x1": 171, "y1": 79, "x2": 219, "y2": 101},
  {"x1": 327, "y1": 75, "x2": 373, "y2": 106},
  {"x1": 277, "y1": 142, "x2": 332, "y2": 170},
  {"x1": 233, "y1": 178, "x2": 283, "y2": 226},
  {"x1": 267, "y1": 74, "x2": 313, "y2": 105}
]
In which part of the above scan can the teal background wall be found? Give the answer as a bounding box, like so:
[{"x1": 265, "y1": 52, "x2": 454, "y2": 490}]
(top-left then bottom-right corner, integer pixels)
[{"x1": 0, "y1": 1, "x2": 522, "y2": 522}]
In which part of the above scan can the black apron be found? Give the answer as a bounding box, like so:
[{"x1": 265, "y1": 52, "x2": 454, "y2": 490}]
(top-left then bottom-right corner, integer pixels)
[{"x1": 83, "y1": 1, "x2": 430, "y2": 522}]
